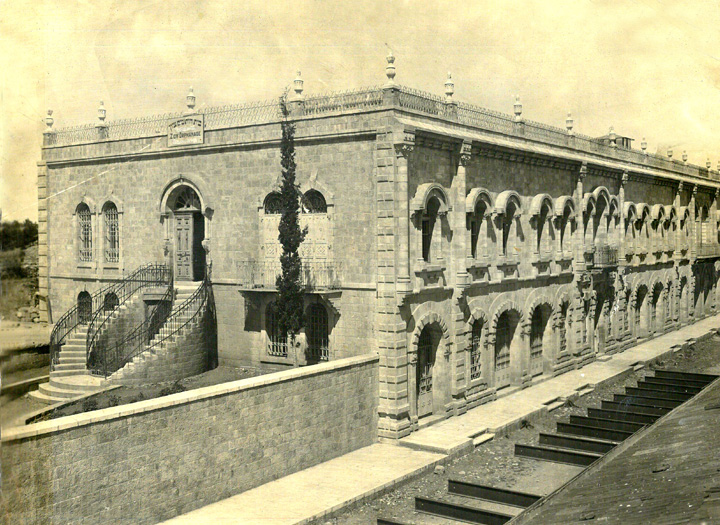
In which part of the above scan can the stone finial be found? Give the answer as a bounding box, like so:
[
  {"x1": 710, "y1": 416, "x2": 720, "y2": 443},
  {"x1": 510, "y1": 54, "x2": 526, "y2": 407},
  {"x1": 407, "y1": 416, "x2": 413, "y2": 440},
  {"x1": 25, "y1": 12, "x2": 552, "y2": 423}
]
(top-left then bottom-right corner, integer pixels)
[
  {"x1": 707, "y1": 158, "x2": 712, "y2": 170},
  {"x1": 98, "y1": 101, "x2": 106, "y2": 123},
  {"x1": 186, "y1": 87, "x2": 196, "y2": 112},
  {"x1": 609, "y1": 126, "x2": 617, "y2": 148},
  {"x1": 385, "y1": 50, "x2": 396, "y2": 86},
  {"x1": 566, "y1": 113, "x2": 574, "y2": 135},
  {"x1": 293, "y1": 71, "x2": 304, "y2": 98},
  {"x1": 641, "y1": 137, "x2": 647, "y2": 155},
  {"x1": 667, "y1": 147, "x2": 673, "y2": 159},
  {"x1": 44, "y1": 110, "x2": 54, "y2": 132},
  {"x1": 682, "y1": 150, "x2": 688, "y2": 163},
  {"x1": 513, "y1": 95, "x2": 522, "y2": 122},
  {"x1": 444, "y1": 73, "x2": 454, "y2": 103}
]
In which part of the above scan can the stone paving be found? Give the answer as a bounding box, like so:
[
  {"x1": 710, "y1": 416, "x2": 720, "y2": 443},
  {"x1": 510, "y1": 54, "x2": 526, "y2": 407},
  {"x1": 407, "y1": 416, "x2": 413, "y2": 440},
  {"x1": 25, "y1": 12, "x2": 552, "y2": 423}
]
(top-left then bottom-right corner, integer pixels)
[{"x1": 161, "y1": 314, "x2": 720, "y2": 525}]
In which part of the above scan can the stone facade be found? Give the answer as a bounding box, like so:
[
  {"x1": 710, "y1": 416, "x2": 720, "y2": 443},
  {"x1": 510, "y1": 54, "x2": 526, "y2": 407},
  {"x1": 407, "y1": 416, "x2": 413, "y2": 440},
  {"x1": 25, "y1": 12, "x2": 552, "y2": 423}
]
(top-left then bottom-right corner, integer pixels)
[{"x1": 39, "y1": 63, "x2": 720, "y2": 440}]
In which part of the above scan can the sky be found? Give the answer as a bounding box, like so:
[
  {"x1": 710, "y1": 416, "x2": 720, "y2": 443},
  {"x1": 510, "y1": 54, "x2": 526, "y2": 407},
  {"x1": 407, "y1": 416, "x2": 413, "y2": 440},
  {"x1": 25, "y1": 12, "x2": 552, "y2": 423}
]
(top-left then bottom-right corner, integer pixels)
[{"x1": 2, "y1": 0, "x2": 720, "y2": 221}]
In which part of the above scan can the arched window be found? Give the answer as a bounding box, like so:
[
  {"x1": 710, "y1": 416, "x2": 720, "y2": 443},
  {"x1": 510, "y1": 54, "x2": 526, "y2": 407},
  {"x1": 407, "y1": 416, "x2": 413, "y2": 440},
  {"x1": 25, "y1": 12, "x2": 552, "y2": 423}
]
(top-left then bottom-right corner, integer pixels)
[
  {"x1": 264, "y1": 192, "x2": 283, "y2": 214},
  {"x1": 635, "y1": 285, "x2": 648, "y2": 333},
  {"x1": 651, "y1": 283, "x2": 663, "y2": 331},
  {"x1": 559, "y1": 204, "x2": 575, "y2": 255},
  {"x1": 77, "y1": 291, "x2": 92, "y2": 324},
  {"x1": 103, "y1": 292, "x2": 119, "y2": 312},
  {"x1": 537, "y1": 202, "x2": 555, "y2": 255},
  {"x1": 470, "y1": 200, "x2": 488, "y2": 259},
  {"x1": 302, "y1": 190, "x2": 327, "y2": 214},
  {"x1": 103, "y1": 202, "x2": 119, "y2": 263},
  {"x1": 469, "y1": 319, "x2": 483, "y2": 380},
  {"x1": 422, "y1": 197, "x2": 441, "y2": 262},
  {"x1": 77, "y1": 203, "x2": 92, "y2": 262},
  {"x1": 266, "y1": 303, "x2": 287, "y2": 357},
  {"x1": 173, "y1": 187, "x2": 201, "y2": 211},
  {"x1": 307, "y1": 304, "x2": 329, "y2": 361}
]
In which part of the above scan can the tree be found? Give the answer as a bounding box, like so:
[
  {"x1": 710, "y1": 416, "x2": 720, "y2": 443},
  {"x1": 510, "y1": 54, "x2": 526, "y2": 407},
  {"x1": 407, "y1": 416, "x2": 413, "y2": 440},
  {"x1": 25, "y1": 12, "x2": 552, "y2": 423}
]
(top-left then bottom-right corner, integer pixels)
[{"x1": 272, "y1": 95, "x2": 307, "y2": 345}]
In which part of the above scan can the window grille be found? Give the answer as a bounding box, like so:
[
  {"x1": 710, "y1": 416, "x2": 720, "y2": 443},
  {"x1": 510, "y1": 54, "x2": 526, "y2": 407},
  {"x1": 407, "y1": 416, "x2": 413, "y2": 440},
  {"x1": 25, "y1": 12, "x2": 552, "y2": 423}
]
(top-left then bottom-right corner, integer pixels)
[
  {"x1": 559, "y1": 304, "x2": 568, "y2": 353},
  {"x1": 418, "y1": 328, "x2": 433, "y2": 394},
  {"x1": 77, "y1": 204, "x2": 92, "y2": 262},
  {"x1": 78, "y1": 291, "x2": 92, "y2": 324},
  {"x1": 174, "y1": 187, "x2": 201, "y2": 211},
  {"x1": 495, "y1": 314, "x2": 512, "y2": 371},
  {"x1": 470, "y1": 320, "x2": 483, "y2": 380},
  {"x1": 530, "y1": 308, "x2": 545, "y2": 359},
  {"x1": 104, "y1": 203, "x2": 119, "y2": 263},
  {"x1": 264, "y1": 193, "x2": 283, "y2": 214},
  {"x1": 422, "y1": 217, "x2": 432, "y2": 262},
  {"x1": 307, "y1": 304, "x2": 329, "y2": 361},
  {"x1": 266, "y1": 304, "x2": 288, "y2": 357},
  {"x1": 103, "y1": 292, "x2": 119, "y2": 312}
]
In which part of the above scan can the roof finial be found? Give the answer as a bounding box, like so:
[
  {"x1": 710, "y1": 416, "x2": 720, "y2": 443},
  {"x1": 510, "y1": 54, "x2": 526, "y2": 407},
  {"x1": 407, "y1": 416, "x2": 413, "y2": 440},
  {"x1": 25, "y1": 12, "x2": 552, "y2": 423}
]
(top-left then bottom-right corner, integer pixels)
[
  {"x1": 566, "y1": 113, "x2": 574, "y2": 135},
  {"x1": 44, "y1": 109, "x2": 54, "y2": 132},
  {"x1": 707, "y1": 158, "x2": 712, "y2": 170},
  {"x1": 667, "y1": 147, "x2": 673, "y2": 159},
  {"x1": 682, "y1": 150, "x2": 688, "y2": 163},
  {"x1": 641, "y1": 137, "x2": 647, "y2": 155},
  {"x1": 444, "y1": 73, "x2": 454, "y2": 103},
  {"x1": 293, "y1": 71, "x2": 304, "y2": 99},
  {"x1": 385, "y1": 49, "x2": 396, "y2": 87},
  {"x1": 609, "y1": 126, "x2": 617, "y2": 148},
  {"x1": 186, "y1": 87, "x2": 196, "y2": 112},
  {"x1": 98, "y1": 101, "x2": 106, "y2": 123},
  {"x1": 513, "y1": 95, "x2": 522, "y2": 122}
]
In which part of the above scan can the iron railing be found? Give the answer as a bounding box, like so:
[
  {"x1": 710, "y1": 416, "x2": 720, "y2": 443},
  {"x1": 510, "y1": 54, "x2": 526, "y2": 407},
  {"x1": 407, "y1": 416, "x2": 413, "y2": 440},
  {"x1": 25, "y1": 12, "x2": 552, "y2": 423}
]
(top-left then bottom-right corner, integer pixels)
[
  {"x1": 237, "y1": 260, "x2": 341, "y2": 290},
  {"x1": 697, "y1": 244, "x2": 720, "y2": 258},
  {"x1": 85, "y1": 263, "x2": 172, "y2": 367},
  {"x1": 49, "y1": 263, "x2": 166, "y2": 371},
  {"x1": 595, "y1": 245, "x2": 619, "y2": 267},
  {"x1": 102, "y1": 265, "x2": 214, "y2": 378},
  {"x1": 88, "y1": 272, "x2": 174, "y2": 377}
]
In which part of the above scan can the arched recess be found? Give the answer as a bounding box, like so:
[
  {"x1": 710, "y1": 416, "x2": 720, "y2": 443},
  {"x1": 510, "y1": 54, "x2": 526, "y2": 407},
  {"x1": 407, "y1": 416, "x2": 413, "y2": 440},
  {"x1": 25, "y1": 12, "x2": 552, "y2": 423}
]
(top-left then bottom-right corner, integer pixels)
[
  {"x1": 633, "y1": 283, "x2": 650, "y2": 337},
  {"x1": 411, "y1": 184, "x2": 450, "y2": 265},
  {"x1": 411, "y1": 183, "x2": 450, "y2": 216},
  {"x1": 529, "y1": 194, "x2": 555, "y2": 256},
  {"x1": 409, "y1": 309, "x2": 452, "y2": 419},
  {"x1": 582, "y1": 193, "x2": 596, "y2": 248},
  {"x1": 488, "y1": 296, "x2": 524, "y2": 390},
  {"x1": 555, "y1": 285, "x2": 575, "y2": 356},
  {"x1": 465, "y1": 305, "x2": 489, "y2": 383},
  {"x1": 623, "y1": 202, "x2": 638, "y2": 257},
  {"x1": 649, "y1": 280, "x2": 665, "y2": 333},
  {"x1": 554, "y1": 196, "x2": 576, "y2": 255},
  {"x1": 636, "y1": 204, "x2": 651, "y2": 254},
  {"x1": 159, "y1": 178, "x2": 212, "y2": 281},
  {"x1": 494, "y1": 191, "x2": 523, "y2": 257},
  {"x1": 466, "y1": 188, "x2": 494, "y2": 260},
  {"x1": 524, "y1": 290, "x2": 555, "y2": 375}
]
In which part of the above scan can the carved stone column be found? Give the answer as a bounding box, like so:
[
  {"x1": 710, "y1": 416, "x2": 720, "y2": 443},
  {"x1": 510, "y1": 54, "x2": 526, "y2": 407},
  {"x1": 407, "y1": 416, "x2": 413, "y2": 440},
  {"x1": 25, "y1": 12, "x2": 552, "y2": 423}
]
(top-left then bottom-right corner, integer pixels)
[{"x1": 394, "y1": 129, "x2": 415, "y2": 296}]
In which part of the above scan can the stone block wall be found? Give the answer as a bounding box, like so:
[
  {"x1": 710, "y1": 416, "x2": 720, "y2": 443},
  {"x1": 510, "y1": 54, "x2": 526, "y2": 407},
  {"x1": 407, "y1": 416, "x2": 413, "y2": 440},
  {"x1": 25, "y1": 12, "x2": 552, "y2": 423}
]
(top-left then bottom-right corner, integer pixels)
[{"x1": 1, "y1": 354, "x2": 379, "y2": 525}]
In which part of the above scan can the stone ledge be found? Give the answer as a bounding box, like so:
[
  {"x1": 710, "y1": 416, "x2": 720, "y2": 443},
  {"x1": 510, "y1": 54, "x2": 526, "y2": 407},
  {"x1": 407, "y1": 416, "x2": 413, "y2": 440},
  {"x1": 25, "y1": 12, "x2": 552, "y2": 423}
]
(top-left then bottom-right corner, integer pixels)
[{"x1": 2, "y1": 353, "x2": 379, "y2": 442}]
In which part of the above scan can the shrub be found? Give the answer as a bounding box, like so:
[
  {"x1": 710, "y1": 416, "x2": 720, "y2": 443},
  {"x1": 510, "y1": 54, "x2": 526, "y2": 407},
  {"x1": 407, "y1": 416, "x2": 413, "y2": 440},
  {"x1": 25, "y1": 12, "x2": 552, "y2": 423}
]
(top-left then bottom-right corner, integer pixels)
[
  {"x1": 108, "y1": 394, "x2": 121, "y2": 407},
  {"x1": 159, "y1": 381, "x2": 187, "y2": 397},
  {"x1": 82, "y1": 398, "x2": 98, "y2": 412}
]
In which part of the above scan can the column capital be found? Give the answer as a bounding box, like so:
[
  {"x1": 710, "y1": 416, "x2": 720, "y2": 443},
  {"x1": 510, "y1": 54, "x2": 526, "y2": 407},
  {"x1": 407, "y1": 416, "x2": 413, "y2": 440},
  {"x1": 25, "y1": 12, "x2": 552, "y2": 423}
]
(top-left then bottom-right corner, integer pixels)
[
  {"x1": 458, "y1": 140, "x2": 473, "y2": 167},
  {"x1": 621, "y1": 170, "x2": 629, "y2": 186},
  {"x1": 393, "y1": 128, "x2": 416, "y2": 158},
  {"x1": 578, "y1": 162, "x2": 588, "y2": 182}
]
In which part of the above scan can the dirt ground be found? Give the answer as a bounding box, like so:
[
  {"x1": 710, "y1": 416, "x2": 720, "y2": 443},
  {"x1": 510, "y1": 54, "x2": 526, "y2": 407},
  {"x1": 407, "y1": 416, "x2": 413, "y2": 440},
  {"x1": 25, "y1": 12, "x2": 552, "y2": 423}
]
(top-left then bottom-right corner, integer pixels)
[{"x1": 325, "y1": 336, "x2": 720, "y2": 524}]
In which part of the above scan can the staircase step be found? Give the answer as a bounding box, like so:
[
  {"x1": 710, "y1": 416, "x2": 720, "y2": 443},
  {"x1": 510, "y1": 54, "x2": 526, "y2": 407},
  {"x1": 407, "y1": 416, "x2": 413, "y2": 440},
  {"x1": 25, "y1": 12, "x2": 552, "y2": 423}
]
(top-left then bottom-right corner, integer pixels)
[
  {"x1": 49, "y1": 376, "x2": 106, "y2": 391},
  {"x1": 50, "y1": 369, "x2": 89, "y2": 378},
  {"x1": 59, "y1": 350, "x2": 86, "y2": 358},
  {"x1": 39, "y1": 383, "x2": 88, "y2": 399},
  {"x1": 54, "y1": 362, "x2": 87, "y2": 371},
  {"x1": 62, "y1": 343, "x2": 86, "y2": 351},
  {"x1": 28, "y1": 389, "x2": 64, "y2": 405},
  {"x1": 58, "y1": 356, "x2": 86, "y2": 364}
]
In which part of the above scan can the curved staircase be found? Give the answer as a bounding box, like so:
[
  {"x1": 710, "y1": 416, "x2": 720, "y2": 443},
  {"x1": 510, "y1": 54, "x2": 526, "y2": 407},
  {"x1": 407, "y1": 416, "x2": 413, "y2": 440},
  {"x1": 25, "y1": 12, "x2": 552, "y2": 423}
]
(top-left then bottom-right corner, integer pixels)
[{"x1": 29, "y1": 325, "x2": 106, "y2": 404}]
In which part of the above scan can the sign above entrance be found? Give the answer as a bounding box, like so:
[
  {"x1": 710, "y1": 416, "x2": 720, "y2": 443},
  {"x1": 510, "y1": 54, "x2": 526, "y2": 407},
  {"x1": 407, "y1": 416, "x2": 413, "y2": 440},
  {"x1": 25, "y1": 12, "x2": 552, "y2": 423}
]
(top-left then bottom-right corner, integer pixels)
[{"x1": 168, "y1": 115, "x2": 204, "y2": 147}]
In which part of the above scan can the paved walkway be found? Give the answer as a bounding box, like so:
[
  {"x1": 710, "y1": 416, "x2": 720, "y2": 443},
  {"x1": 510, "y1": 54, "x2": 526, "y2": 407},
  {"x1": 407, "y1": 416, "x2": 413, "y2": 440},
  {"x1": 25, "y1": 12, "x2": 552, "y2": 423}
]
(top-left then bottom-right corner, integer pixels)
[{"x1": 162, "y1": 315, "x2": 720, "y2": 524}]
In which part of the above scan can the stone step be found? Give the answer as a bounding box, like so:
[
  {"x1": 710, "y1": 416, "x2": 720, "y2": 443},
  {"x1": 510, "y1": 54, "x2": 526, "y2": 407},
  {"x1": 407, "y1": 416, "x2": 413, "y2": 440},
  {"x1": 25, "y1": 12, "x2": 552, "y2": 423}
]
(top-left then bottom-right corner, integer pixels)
[
  {"x1": 59, "y1": 350, "x2": 85, "y2": 358},
  {"x1": 39, "y1": 383, "x2": 87, "y2": 399},
  {"x1": 49, "y1": 376, "x2": 105, "y2": 391},
  {"x1": 54, "y1": 362, "x2": 86, "y2": 371},
  {"x1": 28, "y1": 389, "x2": 63, "y2": 405},
  {"x1": 62, "y1": 343, "x2": 85, "y2": 351},
  {"x1": 58, "y1": 356, "x2": 86, "y2": 364},
  {"x1": 50, "y1": 369, "x2": 88, "y2": 378}
]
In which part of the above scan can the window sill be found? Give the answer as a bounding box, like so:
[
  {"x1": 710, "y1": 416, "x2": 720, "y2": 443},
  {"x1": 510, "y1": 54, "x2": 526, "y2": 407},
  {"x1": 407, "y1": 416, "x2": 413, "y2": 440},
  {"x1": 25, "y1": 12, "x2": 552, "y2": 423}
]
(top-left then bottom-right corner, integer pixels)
[
  {"x1": 76, "y1": 263, "x2": 94, "y2": 270},
  {"x1": 466, "y1": 258, "x2": 491, "y2": 271},
  {"x1": 414, "y1": 262, "x2": 446, "y2": 275}
]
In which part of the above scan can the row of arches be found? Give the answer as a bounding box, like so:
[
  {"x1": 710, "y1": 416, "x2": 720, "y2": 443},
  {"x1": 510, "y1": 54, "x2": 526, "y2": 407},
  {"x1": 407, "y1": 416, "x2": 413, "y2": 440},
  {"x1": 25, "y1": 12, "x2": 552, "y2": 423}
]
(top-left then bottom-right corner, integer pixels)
[{"x1": 263, "y1": 189, "x2": 328, "y2": 214}]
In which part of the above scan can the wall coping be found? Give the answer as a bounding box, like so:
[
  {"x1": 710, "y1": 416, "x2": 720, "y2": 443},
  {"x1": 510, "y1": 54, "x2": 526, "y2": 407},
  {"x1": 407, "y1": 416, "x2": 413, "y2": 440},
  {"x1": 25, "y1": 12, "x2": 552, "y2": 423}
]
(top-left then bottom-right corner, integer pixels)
[{"x1": 2, "y1": 353, "x2": 379, "y2": 443}]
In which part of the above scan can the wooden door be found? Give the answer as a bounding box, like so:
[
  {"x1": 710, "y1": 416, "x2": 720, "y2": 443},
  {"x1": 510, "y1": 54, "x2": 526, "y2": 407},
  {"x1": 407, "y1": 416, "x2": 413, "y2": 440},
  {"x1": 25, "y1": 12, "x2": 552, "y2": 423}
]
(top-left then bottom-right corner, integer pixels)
[
  {"x1": 175, "y1": 213, "x2": 193, "y2": 281},
  {"x1": 494, "y1": 314, "x2": 513, "y2": 389}
]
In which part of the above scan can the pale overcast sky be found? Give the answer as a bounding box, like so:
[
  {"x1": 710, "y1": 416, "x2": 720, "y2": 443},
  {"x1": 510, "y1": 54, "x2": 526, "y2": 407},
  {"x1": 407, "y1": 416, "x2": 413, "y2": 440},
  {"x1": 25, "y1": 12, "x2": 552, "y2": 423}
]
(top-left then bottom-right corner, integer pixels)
[{"x1": 2, "y1": 0, "x2": 720, "y2": 221}]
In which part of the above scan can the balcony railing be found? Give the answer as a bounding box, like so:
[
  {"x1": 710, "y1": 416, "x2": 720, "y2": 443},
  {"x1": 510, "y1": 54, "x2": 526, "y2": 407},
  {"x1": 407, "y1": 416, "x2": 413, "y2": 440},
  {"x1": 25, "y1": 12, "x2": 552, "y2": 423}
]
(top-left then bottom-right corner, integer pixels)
[
  {"x1": 697, "y1": 244, "x2": 720, "y2": 258},
  {"x1": 237, "y1": 260, "x2": 341, "y2": 290},
  {"x1": 594, "y1": 245, "x2": 619, "y2": 267}
]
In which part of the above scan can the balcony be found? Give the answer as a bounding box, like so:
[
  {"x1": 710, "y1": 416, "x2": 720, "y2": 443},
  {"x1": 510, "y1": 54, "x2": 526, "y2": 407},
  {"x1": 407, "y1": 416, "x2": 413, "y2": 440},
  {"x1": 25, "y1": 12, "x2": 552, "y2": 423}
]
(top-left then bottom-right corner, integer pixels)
[
  {"x1": 697, "y1": 244, "x2": 720, "y2": 259},
  {"x1": 237, "y1": 260, "x2": 341, "y2": 290},
  {"x1": 594, "y1": 245, "x2": 619, "y2": 268}
]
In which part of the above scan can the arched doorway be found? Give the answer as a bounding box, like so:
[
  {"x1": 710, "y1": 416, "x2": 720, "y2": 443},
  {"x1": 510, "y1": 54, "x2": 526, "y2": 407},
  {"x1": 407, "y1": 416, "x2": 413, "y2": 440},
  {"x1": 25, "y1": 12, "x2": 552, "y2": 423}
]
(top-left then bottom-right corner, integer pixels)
[
  {"x1": 170, "y1": 186, "x2": 205, "y2": 281},
  {"x1": 416, "y1": 324, "x2": 440, "y2": 418},
  {"x1": 635, "y1": 285, "x2": 648, "y2": 337},
  {"x1": 494, "y1": 310, "x2": 519, "y2": 390},
  {"x1": 77, "y1": 291, "x2": 92, "y2": 324}
]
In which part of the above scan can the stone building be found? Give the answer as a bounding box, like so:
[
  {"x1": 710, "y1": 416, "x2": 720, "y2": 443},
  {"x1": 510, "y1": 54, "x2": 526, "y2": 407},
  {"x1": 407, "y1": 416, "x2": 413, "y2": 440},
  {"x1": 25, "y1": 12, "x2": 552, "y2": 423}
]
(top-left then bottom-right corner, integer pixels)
[{"x1": 38, "y1": 55, "x2": 720, "y2": 439}]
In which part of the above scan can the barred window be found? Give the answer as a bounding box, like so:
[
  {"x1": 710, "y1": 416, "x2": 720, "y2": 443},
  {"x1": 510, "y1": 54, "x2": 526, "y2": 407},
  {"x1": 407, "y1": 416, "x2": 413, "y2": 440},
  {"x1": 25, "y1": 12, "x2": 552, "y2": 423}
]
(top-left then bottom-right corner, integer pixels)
[
  {"x1": 77, "y1": 203, "x2": 92, "y2": 262},
  {"x1": 264, "y1": 193, "x2": 283, "y2": 214},
  {"x1": 103, "y1": 292, "x2": 119, "y2": 312},
  {"x1": 103, "y1": 202, "x2": 119, "y2": 263},
  {"x1": 78, "y1": 291, "x2": 92, "y2": 324},
  {"x1": 470, "y1": 319, "x2": 483, "y2": 380},
  {"x1": 266, "y1": 303, "x2": 287, "y2": 357},
  {"x1": 307, "y1": 303, "x2": 329, "y2": 361},
  {"x1": 302, "y1": 190, "x2": 327, "y2": 214}
]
